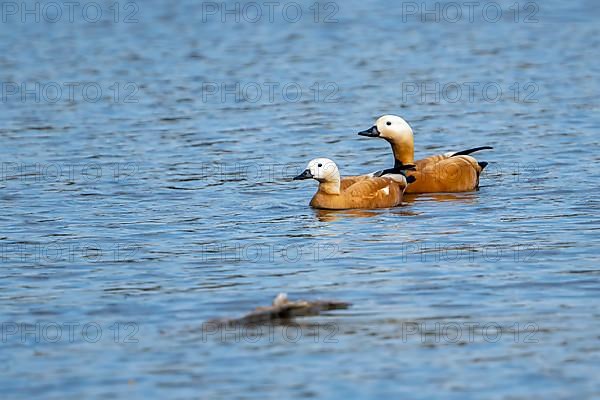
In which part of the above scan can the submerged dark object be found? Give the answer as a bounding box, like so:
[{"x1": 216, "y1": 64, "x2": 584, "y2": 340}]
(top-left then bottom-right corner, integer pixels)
[{"x1": 208, "y1": 293, "x2": 351, "y2": 326}]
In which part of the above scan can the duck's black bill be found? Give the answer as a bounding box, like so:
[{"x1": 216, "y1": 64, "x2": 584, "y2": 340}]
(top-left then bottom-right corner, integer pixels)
[
  {"x1": 293, "y1": 169, "x2": 313, "y2": 180},
  {"x1": 358, "y1": 126, "x2": 380, "y2": 137}
]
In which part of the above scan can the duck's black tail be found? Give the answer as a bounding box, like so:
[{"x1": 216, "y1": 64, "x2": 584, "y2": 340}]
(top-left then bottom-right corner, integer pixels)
[
  {"x1": 475, "y1": 162, "x2": 489, "y2": 189},
  {"x1": 452, "y1": 146, "x2": 493, "y2": 157}
]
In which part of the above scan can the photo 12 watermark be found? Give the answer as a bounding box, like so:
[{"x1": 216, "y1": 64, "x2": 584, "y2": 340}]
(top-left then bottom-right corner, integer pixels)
[
  {"x1": 201, "y1": 1, "x2": 339, "y2": 23},
  {"x1": 198, "y1": 161, "x2": 301, "y2": 183},
  {"x1": 400, "y1": 321, "x2": 539, "y2": 344},
  {"x1": 483, "y1": 162, "x2": 544, "y2": 185},
  {"x1": 400, "y1": 242, "x2": 540, "y2": 263},
  {"x1": 1, "y1": 322, "x2": 139, "y2": 344},
  {"x1": 0, "y1": 162, "x2": 139, "y2": 184},
  {"x1": 201, "y1": 81, "x2": 339, "y2": 104},
  {"x1": 200, "y1": 321, "x2": 539, "y2": 344},
  {"x1": 401, "y1": 81, "x2": 539, "y2": 104},
  {"x1": 1, "y1": 1, "x2": 139, "y2": 23},
  {"x1": 200, "y1": 242, "x2": 339, "y2": 264},
  {"x1": 1, "y1": 82, "x2": 139, "y2": 104},
  {"x1": 201, "y1": 322, "x2": 340, "y2": 343},
  {"x1": 1, "y1": 241, "x2": 141, "y2": 264},
  {"x1": 400, "y1": 2, "x2": 539, "y2": 23},
  {"x1": 195, "y1": 161, "x2": 543, "y2": 185}
]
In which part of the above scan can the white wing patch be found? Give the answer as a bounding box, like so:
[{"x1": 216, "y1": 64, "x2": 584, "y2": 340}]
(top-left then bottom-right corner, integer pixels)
[
  {"x1": 379, "y1": 186, "x2": 390, "y2": 195},
  {"x1": 386, "y1": 174, "x2": 407, "y2": 185}
]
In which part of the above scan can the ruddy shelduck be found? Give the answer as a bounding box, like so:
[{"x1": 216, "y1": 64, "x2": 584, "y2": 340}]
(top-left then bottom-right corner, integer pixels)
[
  {"x1": 358, "y1": 115, "x2": 492, "y2": 193},
  {"x1": 293, "y1": 158, "x2": 415, "y2": 210}
]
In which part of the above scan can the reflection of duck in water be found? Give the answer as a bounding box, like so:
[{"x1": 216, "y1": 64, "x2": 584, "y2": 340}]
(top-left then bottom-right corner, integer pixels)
[
  {"x1": 207, "y1": 293, "x2": 351, "y2": 327},
  {"x1": 404, "y1": 192, "x2": 480, "y2": 204},
  {"x1": 314, "y1": 208, "x2": 381, "y2": 222},
  {"x1": 311, "y1": 193, "x2": 477, "y2": 222}
]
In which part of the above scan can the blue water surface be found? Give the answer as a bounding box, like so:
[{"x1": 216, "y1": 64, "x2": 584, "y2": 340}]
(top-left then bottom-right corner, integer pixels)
[{"x1": 0, "y1": 0, "x2": 599, "y2": 398}]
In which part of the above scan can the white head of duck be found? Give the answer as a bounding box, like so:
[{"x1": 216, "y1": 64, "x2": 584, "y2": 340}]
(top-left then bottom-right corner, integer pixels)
[{"x1": 293, "y1": 158, "x2": 340, "y2": 185}]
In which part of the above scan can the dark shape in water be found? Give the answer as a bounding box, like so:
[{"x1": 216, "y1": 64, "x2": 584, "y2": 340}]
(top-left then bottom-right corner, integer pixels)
[{"x1": 208, "y1": 293, "x2": 351, "y2": 326}]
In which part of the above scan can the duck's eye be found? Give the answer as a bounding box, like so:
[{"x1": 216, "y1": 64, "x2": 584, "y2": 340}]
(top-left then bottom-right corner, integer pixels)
[
  {"x1": 386, "y1": 121, "x2": 392, "y2": 126},
  {"x1": 318, "y1": 163, "x2": 323, "y2": 167}
]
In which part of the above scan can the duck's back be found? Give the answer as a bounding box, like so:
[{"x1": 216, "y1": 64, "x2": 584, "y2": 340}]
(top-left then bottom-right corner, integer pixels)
[{"x1": 408, "y1": 155, "x2": 482, "y2": 193}]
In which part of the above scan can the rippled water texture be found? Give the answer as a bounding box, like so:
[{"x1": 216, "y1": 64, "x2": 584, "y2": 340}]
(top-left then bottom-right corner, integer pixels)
[{"x1": 1, "y1": 0, "x2": 599, "y2": 398}]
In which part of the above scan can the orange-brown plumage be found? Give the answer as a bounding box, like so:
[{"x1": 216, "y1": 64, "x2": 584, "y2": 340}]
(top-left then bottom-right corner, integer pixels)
[
  {"x1": 294, "y1": 158, "x2": 408, "y2": 210},
  {"x1": 407, "y1": 155, "x2": 483, "y2": 193},
  {"x1": 359, "y1": 115, "x2": 491, "y2": 193}
]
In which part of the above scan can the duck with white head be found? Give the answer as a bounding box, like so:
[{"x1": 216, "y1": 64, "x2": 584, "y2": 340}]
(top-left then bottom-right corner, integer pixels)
[
  {"x1": 358, "y1": 115, "x2": 492, "y2": 193},
  {"x1": 293, "y1": 158, "x2": 414, "y2": 209}
]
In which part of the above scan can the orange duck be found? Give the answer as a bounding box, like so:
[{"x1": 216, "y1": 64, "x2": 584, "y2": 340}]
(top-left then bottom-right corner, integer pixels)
[
  {"x1": 293, "y1": 158, "x2": 414, "y2": 209},
  {"x1": 358, "y1": 115, "x2": 492, "y2": 193}
]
